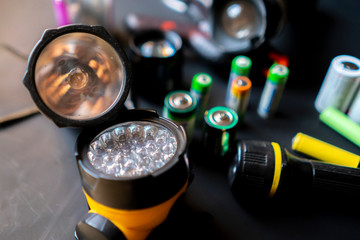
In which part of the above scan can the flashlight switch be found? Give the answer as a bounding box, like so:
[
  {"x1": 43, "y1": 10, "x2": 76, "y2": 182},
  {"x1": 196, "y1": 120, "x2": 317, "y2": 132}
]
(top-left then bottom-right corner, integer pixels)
[{"x1": 75, "y1": 213, "x2": 126, "y2": 240}]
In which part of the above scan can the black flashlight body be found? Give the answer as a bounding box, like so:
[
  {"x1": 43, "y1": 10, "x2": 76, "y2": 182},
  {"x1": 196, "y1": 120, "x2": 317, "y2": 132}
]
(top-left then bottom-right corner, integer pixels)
[
  {"x1": 229, "y1": 140, "x2": 360, "y2": 203},
  {"x1": 128, "y1": 29, "x2": 183, "y2": 104}
]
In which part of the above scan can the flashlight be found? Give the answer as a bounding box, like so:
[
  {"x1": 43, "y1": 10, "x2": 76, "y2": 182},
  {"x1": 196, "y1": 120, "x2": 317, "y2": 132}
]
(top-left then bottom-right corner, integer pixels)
[
  {"x1": 128, "y1": 29, "x2": 183, "y2": 104},
  {"x1": 229, "y1": 140, "x2": 360, "y2": 202},
  {"x1": 123, "y1": 0, "x2": 287, "y2": 64},
  {"x1": 75, "y1": 109, "x2": 190, "y2": 240},
  {"x1": 23, "y1": 24, "x2": 132, "y2": 127}
]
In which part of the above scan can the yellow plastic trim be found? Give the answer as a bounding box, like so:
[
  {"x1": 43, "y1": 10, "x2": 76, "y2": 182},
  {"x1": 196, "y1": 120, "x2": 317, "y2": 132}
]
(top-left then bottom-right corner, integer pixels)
[
  {"x1": 292, "y1": 132, "x2": 359, "y2": 168},
  {"x1": 85, "y1": 181, "x2": 188, "y2": 240},
  {"x1": 269, "y1": 142, "x2": 282, "y2": 198}
]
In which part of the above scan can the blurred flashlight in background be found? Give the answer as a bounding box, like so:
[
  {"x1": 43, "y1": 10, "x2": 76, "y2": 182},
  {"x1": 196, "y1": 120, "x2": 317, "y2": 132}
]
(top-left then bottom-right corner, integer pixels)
[{"x1": 52, "y1": 0, "x2": 287, "y2": 63}]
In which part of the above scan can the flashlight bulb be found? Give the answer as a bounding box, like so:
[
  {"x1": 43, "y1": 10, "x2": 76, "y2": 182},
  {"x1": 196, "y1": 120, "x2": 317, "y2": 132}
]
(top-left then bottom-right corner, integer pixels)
[
  {"x1": 88, "y1": 122, "x2": 178, "y2": 177},
  {"x1": 221, "y1": 1, "x2": 263, "y2": 40}
]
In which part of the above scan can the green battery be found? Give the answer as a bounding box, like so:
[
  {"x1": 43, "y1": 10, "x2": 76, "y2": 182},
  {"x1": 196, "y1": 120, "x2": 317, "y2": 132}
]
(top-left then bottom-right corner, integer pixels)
[
  {"x1": 163, "y1": 90, "x2": 197, "y2": 140},
  {"x1": 257, "y1": 63, "x2": 289, "y2": 118},
  {"x1": 202, "y1": 106, "x2": 239, "y2": 159},
  {"x1": 320, "y1": 106, "x2": 360, "y2": 147},
  {"x1": 226, "y1": 55, "x2": 252, "y2": 104},
  {"x1": 190, "y1": 73, "x2": 213, "y2": 126}
]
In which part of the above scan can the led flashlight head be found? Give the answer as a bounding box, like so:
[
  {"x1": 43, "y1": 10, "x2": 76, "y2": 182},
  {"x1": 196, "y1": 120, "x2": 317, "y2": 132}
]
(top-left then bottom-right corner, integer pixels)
[
  {"x1": 23, "y1": 25, "x2": 131, "y2": 127},
  {"x1": 75, "y1": 109, "x2": 190, "y2": 240}
]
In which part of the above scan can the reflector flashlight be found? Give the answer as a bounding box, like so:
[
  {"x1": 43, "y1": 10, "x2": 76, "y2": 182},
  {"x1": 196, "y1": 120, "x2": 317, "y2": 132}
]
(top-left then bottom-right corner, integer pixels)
[
  {"x1": 22, "y1": 24, "x2": 192, "y2": 239},
  {"x1": 23, "y1": 24, "x2": 132, "y2": 127},
  {"x1": 75, "y1": 109, "x2": 190, "y2": 240},
  {"x1": 229, "y1": 140, "x2": 360, "y2": 201}
]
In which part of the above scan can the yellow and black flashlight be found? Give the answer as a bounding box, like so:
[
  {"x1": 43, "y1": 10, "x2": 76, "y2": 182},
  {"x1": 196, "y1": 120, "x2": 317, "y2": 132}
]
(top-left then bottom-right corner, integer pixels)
[
  {"x1": 229, "y1": 140, "x2": 360, "y2": 202},
  {"x1": 23, "y1": 25, "x2": 192, "y2": 239},
  {"x1": 75, "y1": 109, "x2": 190, "y2": 240}
]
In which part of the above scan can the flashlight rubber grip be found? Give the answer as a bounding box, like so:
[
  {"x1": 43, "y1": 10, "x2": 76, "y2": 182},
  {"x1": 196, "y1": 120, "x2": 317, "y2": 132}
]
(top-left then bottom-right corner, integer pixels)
[
  {"x1": 309, "y1": 161, "x2": 360, "y2": 196},
  {"x1": 75, "y1": 213, "x2": 126, "y2": 240}
]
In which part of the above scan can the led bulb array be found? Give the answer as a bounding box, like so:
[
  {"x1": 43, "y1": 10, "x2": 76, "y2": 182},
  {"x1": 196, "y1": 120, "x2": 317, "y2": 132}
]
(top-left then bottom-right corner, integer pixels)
[{"x1": 88, "y1": 121, "x2": 178, "y2": 177}]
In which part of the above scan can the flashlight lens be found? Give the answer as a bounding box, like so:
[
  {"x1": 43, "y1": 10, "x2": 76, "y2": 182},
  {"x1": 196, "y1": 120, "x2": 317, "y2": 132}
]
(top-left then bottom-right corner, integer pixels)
[
  {"x1": 88, "y1": 121, "x2": 178, "y2": 177},
  {"x1": 140, "y1": 39, "x2": 176, "y2": 58},
  {"x1": 34, "y1": 32, "x2": 125, "y2": 120},
  {"x1": 221, "y1": 1, "x2": 263, "y2": 40}
]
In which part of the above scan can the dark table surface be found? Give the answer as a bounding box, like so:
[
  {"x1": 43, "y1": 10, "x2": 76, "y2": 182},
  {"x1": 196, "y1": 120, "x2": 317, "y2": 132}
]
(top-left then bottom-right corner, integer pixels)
[{"x1": 1, "y1": 0, "x2": 360, "y2": 239}]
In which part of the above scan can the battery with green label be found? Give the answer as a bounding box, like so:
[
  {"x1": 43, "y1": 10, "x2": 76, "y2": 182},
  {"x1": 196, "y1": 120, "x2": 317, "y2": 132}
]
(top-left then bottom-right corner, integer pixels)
[
  {"x1": 225, "y1": 76, "x2": 252, "y2": 123},
  {"x1": 257, "y1": 63, "x2": 289, "y2": 118},
  {"x1": 190, "y1": 73, "x2": 213, "y2": 126},
  {"x1": 202, "y1": 106, "x2": 239, "y2": 159},
  {"x1": 163, "y1": 90, "x2": 197, "y2": 140},
  {"x1": 225, "y1": 55, "x2": 252, "y2": 104}
]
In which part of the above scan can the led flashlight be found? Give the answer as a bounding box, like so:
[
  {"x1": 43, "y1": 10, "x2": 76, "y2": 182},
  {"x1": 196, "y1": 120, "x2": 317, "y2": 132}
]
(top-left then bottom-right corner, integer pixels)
[
  {"x1": 229, "y1": 140, "x2": 360, "y2": 202},
  {"x1": 23, "y1": 24, "x2": 132, "y2": 127},
  {"x1": 75, "y1": 109, "x2": 190, "y2": 240}
]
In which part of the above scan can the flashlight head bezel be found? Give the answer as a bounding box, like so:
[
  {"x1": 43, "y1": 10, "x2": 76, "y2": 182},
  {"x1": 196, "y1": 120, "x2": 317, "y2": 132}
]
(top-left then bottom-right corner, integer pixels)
[
  {"x1": 23, "y1": 24, "x2": 132, "y2": 128},
  {"x1": 75, "y1": 109, "x2": 190, "y2": 209}
]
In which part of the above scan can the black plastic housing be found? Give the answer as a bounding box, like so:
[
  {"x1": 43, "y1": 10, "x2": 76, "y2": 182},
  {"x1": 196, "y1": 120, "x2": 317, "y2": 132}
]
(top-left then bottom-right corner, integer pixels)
[
  {"x1": 75, "y1": 213, "x2": 126, "y2": 240},
  {"x1": 128, "y1": 29, "x2": 183, "y2": 104},
  {"x1": 75, "y1": 109, "x2": 190, "y2": 210},
  {"x1": 229, "y1": 140, "x2": 360, "y2": 202},
  {"x1": 23, "y1": 24, "x2": 132, "y2": 128}
]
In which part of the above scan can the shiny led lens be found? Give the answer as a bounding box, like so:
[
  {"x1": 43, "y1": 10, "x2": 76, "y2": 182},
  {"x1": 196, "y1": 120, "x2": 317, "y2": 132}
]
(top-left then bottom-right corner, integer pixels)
[{"x1": 87, "y1": 121, "x2": 178, "y2": 177}]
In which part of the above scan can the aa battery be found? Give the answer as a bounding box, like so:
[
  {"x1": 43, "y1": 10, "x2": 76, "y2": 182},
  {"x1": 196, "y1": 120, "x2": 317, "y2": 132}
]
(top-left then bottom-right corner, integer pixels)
[
  {"x1": 320, "y1": 107, "x2": 360, "y2": 148},
  {"x1": 163, "y1": 90, "x2": 197, "y2": 140},
  {"x1": 348, "y1": 89, "x2": 360, "y2": 124},
  {"x1": 190, "y1": 73, "x2": 213, "y2": 126},
  {"x1": 225, "y1": 55, "x2": 252, "y2": 104},
  {"x1": 202, "y1": 106, "x2": 239, "y2": 159},
  {"x1": 314, "y1": 55, "x2": 360, "y2": 113},
  {"x1": 257, "y1": 63, "x2": 289, "y2": 118},
  {"x1": 225, "y1": 76, "x2": 251, "y2": 123}
]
